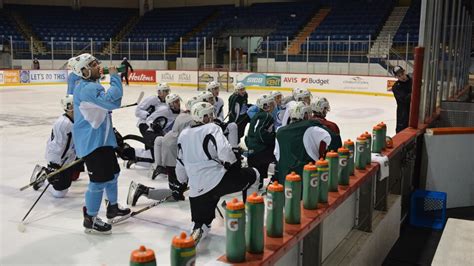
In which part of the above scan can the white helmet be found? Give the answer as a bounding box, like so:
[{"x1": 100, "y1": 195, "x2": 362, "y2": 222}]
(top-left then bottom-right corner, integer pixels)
[
  {"x1": 197, "y1": 91, "x2": 214, "y2": 103},
  {"x1": 191, "y1": 102, "x2": 215, "y2": 123},
  {"x1": 294, "y1": 88, "x2": 312, "y2": 102},
  {"x1": 289, "y1": 101, "x2": 311, "y2": 121},
  {"x1": 291, "y1": 88, "x2": 300, "y2": 98},
  {"x1": 157, "y1": 83, "x2": 171, "y2": 94},
  {"x1": 234, "y1": 82, "x2": 245, "y2": 93},
  {"x1": 206, "y1": 81, "x2": 220, "y2": 91},
  {"x1": 61, "y1": 95, "x2": 74, "y2": 112},
  {"x1": 73, "y1": 53, "x2": 99, "y2": 79},
  {"x1": 185, "y1": 96, "x2": 199, "y2": 111},
  {"x1": 67, "y1": 56, "x2": 77, "y2": 70},
  {"x1": 311, "y1": 96, "x2": 331, "y2": 115},
  {"x1": 256, "y1": 94, "x2": 275, "y2": 111},
  {"x1": 165, "y1": 93, "x2": 182, "y2": 105},
  {"x1": 271, "y1": 91, "x2": 283, "y2": 99}
]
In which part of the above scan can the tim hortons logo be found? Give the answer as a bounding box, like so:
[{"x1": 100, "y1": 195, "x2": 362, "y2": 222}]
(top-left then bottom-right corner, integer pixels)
[{"x1": 129, "y1": 72, "x2": 154, "y2": 82}]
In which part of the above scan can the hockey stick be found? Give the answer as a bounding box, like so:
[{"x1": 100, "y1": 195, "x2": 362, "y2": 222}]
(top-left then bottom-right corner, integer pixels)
[
  {"x1": 17, "y1": 183, "x2": 51, "y2": 232},
  {"x1": 119, "y1": 91, "x2": 144, "y2": 109},
  {"x1": 19, "y1": 158, "x2": 84, "y2": 191},
  {"x1": 109, "y1": 195, "x2": 173, "y2": 224}
]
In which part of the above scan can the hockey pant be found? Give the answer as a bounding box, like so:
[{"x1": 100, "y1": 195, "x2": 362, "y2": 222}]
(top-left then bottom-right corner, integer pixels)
[{"x1": 189, "y1": 167, "x2": 259, "y2": 227}]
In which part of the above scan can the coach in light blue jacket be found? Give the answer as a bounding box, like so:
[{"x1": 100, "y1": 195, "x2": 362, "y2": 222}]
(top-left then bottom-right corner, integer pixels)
[{"x1": 72, "y1": 53, "x2": 130, "y2": 234}]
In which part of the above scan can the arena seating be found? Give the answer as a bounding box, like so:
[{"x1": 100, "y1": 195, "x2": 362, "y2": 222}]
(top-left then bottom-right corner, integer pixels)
[{"x1": 394, "y1": 0, "x2": 421, "y2": 43}]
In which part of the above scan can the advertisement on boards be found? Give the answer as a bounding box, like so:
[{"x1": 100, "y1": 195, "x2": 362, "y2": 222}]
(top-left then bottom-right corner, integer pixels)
[
  {"x1": 4, "y1": 70, "x2": 20, "y2": 84},
  {"x1": 27, "y1": 70, "x2": 68, "y2": 83},
  {"x1": 128, "y1": 70, "x2": 156, "y2": 83}
]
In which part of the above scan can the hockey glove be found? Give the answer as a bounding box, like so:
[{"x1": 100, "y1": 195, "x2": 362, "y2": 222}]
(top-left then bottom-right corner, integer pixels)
[{"x1": 46, "y1": 162, "x2": 61, "y2": 184}]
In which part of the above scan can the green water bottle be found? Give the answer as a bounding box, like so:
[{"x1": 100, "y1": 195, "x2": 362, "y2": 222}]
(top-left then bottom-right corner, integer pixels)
[
  {"x1": 363, "y1": 132, "x2": 372, "y2": 166},
  {"x1": 355, "y1": 135, "x2": 367, "y2": 170},
  {"x1": 266, "y1": 181, "x2": 284, "y2": 238},
  {"x1": 317, "y1": 158, "x2": 329, "y2": 203},
  {"x1": 171, "y1": 232, "x2": 196, "y2": 266},
  {"x1": 102, "y1": 64, "x2": 126, "y2": 74},
  {"x1": 344, "y1": 139, "x2": 355, "y2": 176},
  {"x1": 327, "y1": 151, "x2": 339, "y2": 192},
  {"x1": 130, "y1": 246, "x2": 156, "y2": 266},
  {"x1": 372, "y1": 125, "x2": 384, "y2": 153},
  {"x1": 284, "y1": 172, "x2": 302, "y2": 224},
  {"x1": 246, "y1": 192, "x2": 264, "y2": 254},
  {"x1": 226, "y1": 198, "x2": 246, "y2": 263},
  {"x1": 302, "y1": 162, "x2": 319, "y2": 210},
  {"x1": 378, "y1": 122, "x2": 387, "y2": 150},
  {"x1": 338, "y1": 147, "x2": 350, "y2": 186}
]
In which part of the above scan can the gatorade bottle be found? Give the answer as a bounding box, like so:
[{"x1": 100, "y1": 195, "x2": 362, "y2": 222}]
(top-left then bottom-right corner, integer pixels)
[
  {"x1": 327, "y1": 151, "x2": 339, "y2": 192},
  {"x1": 130, "y1": 246, "x2": 156, "y2": 266},
  {"x1": 171, "y1": 232, "x2": 196, "y2": 266},
  {"x1": 226, "y1": 198, "x2": 246, "y2": 263},
  {"x1": 344, "y1": 139, "x2": 355, "y2": 176},
  {"x1": 317, "y1": 158, "x2": 329, "y2": 203},
  {"x1": 355, "y1": 136, "x2": 366, "y2": 170},
  {"x1": 302, "y1": 162, "x2": 319, "y2": 210},
  {"x1": 266, "y1": 181, "x2": 284, "y2": 238},
  {"x1": 284, "y1": 172, "x2": 302, "y2": 224},
  {"x1": 338, "y1": 147, "x2": 350, "y2": 186},
  {"x1": 246, "y1": 192, "x2": 264, "y2": 254},
  {"x1": 102, "y1": 64, "x2": 126, "y2": 74},
  {"x1": 363, "y1": 132, "x2": 372, "y2": 166},
  {"x1": 372, "y1": 125, "x2": 384, "y2": 153},
  {"x1": 378, "y1": 122, "x2": 387, "y2": 150}
]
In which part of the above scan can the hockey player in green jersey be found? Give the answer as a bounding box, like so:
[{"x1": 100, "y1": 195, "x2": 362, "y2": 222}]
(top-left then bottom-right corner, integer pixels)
[
  {"x1": 245, "y1": 94, "x2": 276, "y2": 188},
  {"x1": 228, "y1": 82, "x2": 250, "y2": 141},
  {"x1": 274, "y1": 101, "x2": 332, "y2": 183}
]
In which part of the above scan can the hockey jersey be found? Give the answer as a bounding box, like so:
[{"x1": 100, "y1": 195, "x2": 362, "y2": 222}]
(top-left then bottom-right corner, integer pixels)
[
  {"x1": 135, "y1": 95, "x2": 166, "y2": 127},
  {"x1": 245, "y1": 110, "x2": 275, "y2": 154},
  {"x1": 67, "y1": 72, "x2": 81, "y2": 95},
  {"x1": 145, "y1": 105, "x2": 180, "y2": 134},
  {"x1": 45, "y1": 114, "x2": 76, "y2": 165},
  {"x1": 160, "y1": 112, "x2": 193, "y2": 167},
  {"x1": 73, "y1": 74, "x2": 122, "y2": 158},
  {"x1": 176, "y1": 123, "x2": 236, "y2": 197},
  {"x1": 214, "y1": 96, "x2": 225, "y2": 121},
  {"x1": 228, "y1": 93, "x2": 248, "y2": 123}
]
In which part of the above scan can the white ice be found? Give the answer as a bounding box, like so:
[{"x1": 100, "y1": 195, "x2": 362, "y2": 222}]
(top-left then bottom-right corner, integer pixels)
[{"x1": 0, "y1": 84, "x2": 396, "y2": 265}]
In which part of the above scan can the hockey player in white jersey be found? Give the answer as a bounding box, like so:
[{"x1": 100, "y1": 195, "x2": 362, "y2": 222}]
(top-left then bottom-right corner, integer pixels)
[
  {"x1": 279, "y1": 88, "x2": 312, "y2": 128},
  {"x1": 32, "y1": 95, "x2": 84, "y2": 197},
  {"x1": 197, "y1": 91, "x2": 239, "y2": 148},
  {"x1": 126, "y1": 93, "x2": 182, "y2": 168},
  {"x1": 135, "y1": 83, "x2": 170, "y2": 140},
  {"x1": 126, "y1": 97, "x2": 199, "y2": 206},
  {"x1": 176, "y1": 102, "x2": 260, "y2": 245},
  {"x1": 206, "y1": 81, "x2": 225, "y2": 121}
]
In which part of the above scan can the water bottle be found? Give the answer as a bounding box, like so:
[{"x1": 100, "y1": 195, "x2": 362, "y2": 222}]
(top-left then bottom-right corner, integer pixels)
[
  {"x1": 284, "y1": 172, "x2": 302, "y2": 224},
  {"x1": 355, "y1": 135, "x2": 367, "y2": 170},
  {"x1": 226, "y1": 198, "x2": 246, "y2": 263},
  {"x1": 130, "y1": 246, "x2": 156, "y2": 266},
  {"x1": 302, "y1": 162, "x2": 319, "y2": 210},
  {"x1": 171, "y1": 232, "x2": 196, "y2": 266},
  {"x1": 317, "y1": 158, "x2": 329, "y2": 203},
  {"x1": 344, "y1": 139, "x2": 355, "y2": 176},
  {"x1": 372, "y1": 125, "x2": 384, "y2": 153},
  {"x1": 362, "y1": 132, "x2": 372, "y2": 166},
  {"x1": 338, "y1": 147, "x2": 350, "y2": 186},
  {"x1": 266, "y1": 181, "x2": 284, "y2": 238},
  {"x1": 102, "y1": 64, "x2": 126, "y2": 74},
  {"x1": 246, "y1": 192, "x2": 264, "y2": 254},
  {"x1": 327, "y1": 151, "x2": 339, "y2": 192},
  {"x1": 378, "y1": 122, "x2": 387, "y2": 150}
]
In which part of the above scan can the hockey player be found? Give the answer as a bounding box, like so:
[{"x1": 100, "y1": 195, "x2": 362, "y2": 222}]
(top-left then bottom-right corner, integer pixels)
[
  {"x1": 270, "y1": 90, "x2": 284, "y2": 128},
  {"x1": 120, "y1": 57, "x2": 134, "y2": 86},
  {"x1": 279, "y1": 88, "x2": 312, "y2": 128},
  {"x1": 228, "y1": 82, "x2": 250, "y2": 140},
  {"x1": 274, "y1": 102, "x2": 331, "y2": 183},
  {"x1": 206, "y1": 81, "x2": 225, "y2": 121},
  {"x1": 245, "y1": 94, "x2": 276, "y2": 188},
  {"x1": 176, "y1": 102, "x2": 260, "y2": 244},
  {"x1": 72, "y1": 53, "x2": 130, "y2": 234},
  {"x1": 33, "y1": 95, "x2": 84, "y2": 197},
  {"x1": 197, "y1": 91, "x2": 239, "y2": 148},
  {"x1": 391, "y1": 65, "x2": 412, "y2": 133},
  {"x1": 126, "y1": 93, "x2": 182, "y2": 168},
  {"x1": 310, "y1": 97, "x2": 340, "y2": 135},
  {"x1": 135, "y1": 83, "x2": 171, "y2": 143},
  {"x1": 66, "y1": 56, "x2": 81, "y2": 95}
]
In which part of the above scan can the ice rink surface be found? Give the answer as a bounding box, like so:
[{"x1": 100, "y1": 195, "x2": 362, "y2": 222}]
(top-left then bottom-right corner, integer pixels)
[{"x1": 0, "y1": 84, "x2": 396, "y2": 265}]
